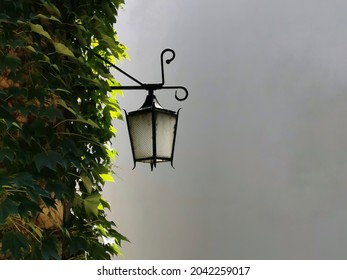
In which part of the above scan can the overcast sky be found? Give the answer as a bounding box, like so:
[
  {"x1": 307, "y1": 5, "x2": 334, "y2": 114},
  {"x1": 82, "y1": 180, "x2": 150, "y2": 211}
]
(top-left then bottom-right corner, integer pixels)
[{"x1": 104, "y1": 0, "x2": 347, "y2": 259}]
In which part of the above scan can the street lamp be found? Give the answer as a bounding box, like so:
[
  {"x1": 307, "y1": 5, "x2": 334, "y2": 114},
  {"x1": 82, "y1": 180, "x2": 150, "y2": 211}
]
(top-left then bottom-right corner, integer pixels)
[{"x1": 90, "y1": 48, "x2": 189, "y2": 170}]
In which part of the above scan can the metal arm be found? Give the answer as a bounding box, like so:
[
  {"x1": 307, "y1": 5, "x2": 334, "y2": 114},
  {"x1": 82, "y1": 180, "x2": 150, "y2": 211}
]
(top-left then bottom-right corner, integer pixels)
[
  {"x1": 87, "y1": 48, "x2": 143, "y2": 86},
  {"x1": 88, "y1": 48, "x2": 189, "y2": 102}
]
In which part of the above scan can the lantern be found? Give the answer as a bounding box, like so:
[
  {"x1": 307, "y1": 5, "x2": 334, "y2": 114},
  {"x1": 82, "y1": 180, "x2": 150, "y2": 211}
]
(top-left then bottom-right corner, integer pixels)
[
  {"x1": 125, "y1": 91, "x2": 180, "y2": 170},
  {"x1": 89, "y1": 47, "x2": 188, "y2": 170}
]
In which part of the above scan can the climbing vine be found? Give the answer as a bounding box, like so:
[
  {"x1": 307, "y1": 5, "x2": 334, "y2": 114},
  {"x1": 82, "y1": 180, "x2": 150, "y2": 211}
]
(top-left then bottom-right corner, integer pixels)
[{"x1": 0, "y1": 0, "x2": 128, "y2": 259}]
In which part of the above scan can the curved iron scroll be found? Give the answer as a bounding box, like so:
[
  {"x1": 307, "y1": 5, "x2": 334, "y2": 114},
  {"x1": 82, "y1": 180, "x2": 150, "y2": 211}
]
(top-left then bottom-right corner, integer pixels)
[
  {"x1": 160, "y1": 49, "x2": 175, "y2": 86},
  {"x1": 161, "y1": 86, "x2": 189, "y2": 101}
]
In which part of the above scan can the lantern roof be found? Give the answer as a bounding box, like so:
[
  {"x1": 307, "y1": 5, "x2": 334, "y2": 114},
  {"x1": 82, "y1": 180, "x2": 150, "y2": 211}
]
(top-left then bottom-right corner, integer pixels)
[{"x1": 139, "y1": 92, "x2": 163, "y2": 110}]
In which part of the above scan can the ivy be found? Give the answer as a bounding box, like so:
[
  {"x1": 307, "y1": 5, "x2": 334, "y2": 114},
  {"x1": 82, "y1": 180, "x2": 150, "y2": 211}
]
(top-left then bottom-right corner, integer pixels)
[
  {"x1": 0, "y1": 200, "x2": 19, "y2": 224},
  {"x1": 0, "y1": 0, "x2": 128, "y2": 259},
  {"x1": 1, "y1": 232, "x2": 30, "y2": 258}
]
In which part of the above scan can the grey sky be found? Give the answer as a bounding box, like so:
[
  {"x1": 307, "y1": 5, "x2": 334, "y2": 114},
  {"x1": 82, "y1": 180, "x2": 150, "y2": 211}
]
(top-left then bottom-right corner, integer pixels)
[{"x1": 104, "y1": 0, "x2": 347, "y2": 259}]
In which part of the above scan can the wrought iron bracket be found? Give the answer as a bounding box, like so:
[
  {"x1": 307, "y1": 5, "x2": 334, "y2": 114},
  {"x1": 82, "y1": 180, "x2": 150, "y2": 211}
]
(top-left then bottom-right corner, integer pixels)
[{"x1": 88, "y1": 48, "x2": 189, "y2": 101}]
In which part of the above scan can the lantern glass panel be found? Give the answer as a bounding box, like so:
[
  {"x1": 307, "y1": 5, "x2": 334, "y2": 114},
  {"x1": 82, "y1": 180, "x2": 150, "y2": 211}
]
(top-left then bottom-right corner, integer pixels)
[
  {"x1": 127, "y1": 110, "x2": 152, "y2": 161},
  {"x1": 155, "y1": 111, "x2": 177, "y2": 159}
]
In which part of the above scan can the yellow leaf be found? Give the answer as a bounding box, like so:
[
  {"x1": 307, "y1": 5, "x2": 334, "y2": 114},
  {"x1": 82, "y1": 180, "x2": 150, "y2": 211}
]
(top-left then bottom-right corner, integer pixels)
[
  {"x1": 100, "y1": 173, "x2": 114, "y2": 182},
  {"x1": 30, "y1": 23, "x2": 52, "y2": 40},
  {"x1": 53, "y1": 42, "x2": 75, "y2": 57}
]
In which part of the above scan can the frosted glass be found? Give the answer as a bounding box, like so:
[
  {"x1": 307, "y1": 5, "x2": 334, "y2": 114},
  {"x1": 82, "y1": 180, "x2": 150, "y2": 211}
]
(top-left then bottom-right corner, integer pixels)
[
  {"x1": 155, "y1": 111, "x2": 177, "y2": 159},
  {"x1": 127, "y1": 111, "x2": 153, "y2": 160}
]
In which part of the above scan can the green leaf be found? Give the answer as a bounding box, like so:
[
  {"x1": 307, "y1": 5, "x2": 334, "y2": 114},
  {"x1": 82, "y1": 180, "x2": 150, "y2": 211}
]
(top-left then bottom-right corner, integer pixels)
[
  {"x1": 87, "y1": 241, "x2": 110, "y2": 260},
  {"x1": 0, "y1": 177, "x2": 10, "y2": 186},
  {"x1": 29, "y1": 23, "x2": 52, "y2": 40},
  {"x1": 53, "y1": 42, "x2": 75, "y2": 57},
  {"x1": 33, "y1": 151, "x2": 67, "y2": 172},
  {"x1": 100, "y1": 196, "x2": 111, "y2": 210},
  {"x1": 18, "y1": 200, "x2": 42, "y2": 217},
  {"x1": 8, "y1": 87, "x2": 28, "y2": 98},
  {"x1": 22, "y1": 119, "x2": 53, "y2": 142},
  {"x1": 81, "y1": 173, "x2": 93, "y2": 194},
  {"x1": 30, "y1": 242, "x2": 43, "y2": 259},
  {"x1": 42, "y1": 236, "x2": 60, "y2": 260},
  {"x1": 100, "y1": 173, "x2": 114, "y2": 182},
  {"x1": 0, "y1": 148, "x2": 15, "y2": 162},
  {"x1": 11, "y1": 172, "x2": 33, "y2": 188},
  {"x1": 83, "y1": 192, "x2": 101, "y2": 217},
  {"x1": 27, "y1": 222, "x2": 43, "y2": 239},
  {"x1": 73, "y1": 193, "x2": 83, "y2": 208},
  {"x1": 0, "y1": 13, "x2": 10, "y2": 23},
  {"x1": 96, "y1": 224, "x2": 108, "y2": 236},
  {"x1": 100, "y1": 34, "x2": 118, "y2": 52},
  {"x1": 35, "y1": 13, "x2": 61, "y2": 22},
  {"x1": 0, "y1": 54, "x2": 21, "y2": 72},
  {"x1": 61, "y1": 138, "x2": 79, "y2": 156},
  {"x1": 0, "y1": 199, "x2": 19, "y2": 224},
  {"x1": 55, "y1": 88, "x2": 71, "y2": 94},
  {"x1": 105, "y1": 147, "x2": 117, "y2": 160},
  {"x1": 39, "y1": 106, "x2": 63, "y2": 122},
  {"x1": 1, "y1": 232, "x2": 30, "y2": 258},
  {"x1": 76, "y1": 117, "x2": 100, "y2": 128},
  {"x1": 58, "y1": 99, "x2": 77, "y2": 115},
  {"x1": 68, "y1": 237, "x2": 88, "y2": 255},
  {"x1": 40, "y1": 196, "x2": 57, "y2": 210},
  {"x1": 27, "y1": 184, "x2": 51, "y2": 201},
  {"x1": 41, "y1": 1, "x2": 61, "y2": 18},
  {"x1": 110, "y1": 243, "x2": 122, "y2": 256},
  {"x1": 46, "y1": 181, "x2": 71, "y2": 200},
  {"x1": 25, "y1": 45, "x2": 37, "y2": 53}
]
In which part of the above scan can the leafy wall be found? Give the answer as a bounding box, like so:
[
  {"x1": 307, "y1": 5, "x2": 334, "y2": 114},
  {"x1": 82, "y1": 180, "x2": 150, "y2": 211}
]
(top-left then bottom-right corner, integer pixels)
[{"x1": 0, "y1": 0, "x2": 128, "y2": 259}]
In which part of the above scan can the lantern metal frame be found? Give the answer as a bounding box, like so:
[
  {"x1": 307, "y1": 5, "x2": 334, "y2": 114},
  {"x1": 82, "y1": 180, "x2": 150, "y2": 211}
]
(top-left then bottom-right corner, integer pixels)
[{"x1": 89, "y1": 48, "x2": 189, "y2": 170}]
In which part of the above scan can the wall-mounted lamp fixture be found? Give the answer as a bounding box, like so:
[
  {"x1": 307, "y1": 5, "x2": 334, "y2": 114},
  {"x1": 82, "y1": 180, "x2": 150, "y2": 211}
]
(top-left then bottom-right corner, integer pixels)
[{"x1": 90, "y1": 48, "x2": 189, "y2": 170}]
